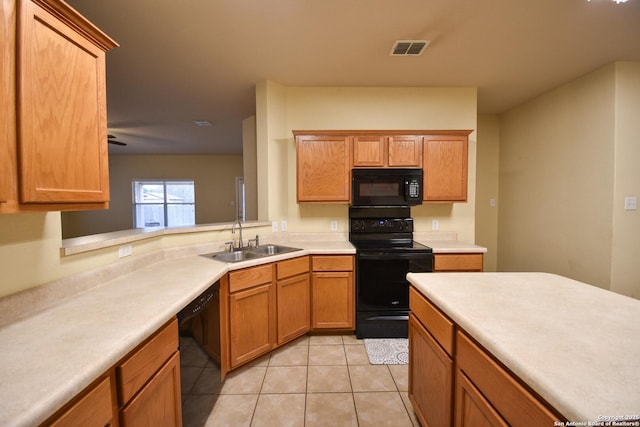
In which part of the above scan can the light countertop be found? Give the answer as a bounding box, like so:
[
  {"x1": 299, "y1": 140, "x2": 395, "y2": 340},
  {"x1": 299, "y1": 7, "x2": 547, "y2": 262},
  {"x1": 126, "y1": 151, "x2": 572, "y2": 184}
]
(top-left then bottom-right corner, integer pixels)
[
  {"x1": 0, "y1": 240, "x2": 354, "y2": 427},
  {"x1": 407, "y1": 272, "x2": 640, "y2": 422}
]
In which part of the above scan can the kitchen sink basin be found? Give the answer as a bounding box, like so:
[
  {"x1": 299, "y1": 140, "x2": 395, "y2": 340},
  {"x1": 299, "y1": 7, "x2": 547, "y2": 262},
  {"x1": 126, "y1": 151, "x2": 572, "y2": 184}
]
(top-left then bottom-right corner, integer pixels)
[
  {"x1": 204, "y1": 244, "x2": 302, "y2": 263},
  {"x1": 210, "y1": 250, "x2": 261, "y2": 263},
  {"x1": 251, "y1": 244, "x2": 302, "y2": 256}
]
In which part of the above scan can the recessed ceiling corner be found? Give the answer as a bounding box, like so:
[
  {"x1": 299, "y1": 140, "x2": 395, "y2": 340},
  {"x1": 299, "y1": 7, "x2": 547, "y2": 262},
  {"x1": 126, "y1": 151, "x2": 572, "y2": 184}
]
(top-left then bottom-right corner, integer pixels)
[{"x1": 390, "y1": 40, "x2": 431, "y2": 56}]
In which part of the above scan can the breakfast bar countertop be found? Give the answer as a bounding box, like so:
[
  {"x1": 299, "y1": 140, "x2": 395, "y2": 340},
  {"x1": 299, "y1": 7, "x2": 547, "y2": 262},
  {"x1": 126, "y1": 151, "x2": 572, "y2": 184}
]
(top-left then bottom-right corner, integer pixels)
[{"x1": 407, "y1": 272, "x2": 640, "y2": 423}]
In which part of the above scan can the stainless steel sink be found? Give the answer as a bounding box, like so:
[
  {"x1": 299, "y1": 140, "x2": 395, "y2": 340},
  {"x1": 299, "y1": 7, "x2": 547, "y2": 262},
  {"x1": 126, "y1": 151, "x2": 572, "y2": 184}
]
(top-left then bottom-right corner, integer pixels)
[
  {"x1": 210, "y1": 250, "x2": 261, "y2": 263},
  {"x1": 204, "y1": 244, "x2": 302, "y2": 263},
  {"x1": 251, "y1": 244, "x2": 302, "y2": 256}
]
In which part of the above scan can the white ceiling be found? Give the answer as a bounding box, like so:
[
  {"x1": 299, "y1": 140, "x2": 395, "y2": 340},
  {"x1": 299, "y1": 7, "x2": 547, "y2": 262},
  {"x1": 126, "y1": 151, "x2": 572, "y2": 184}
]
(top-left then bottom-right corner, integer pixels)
[{"x1": 65, "y1": 0, "x2": 640, "y2": 155}]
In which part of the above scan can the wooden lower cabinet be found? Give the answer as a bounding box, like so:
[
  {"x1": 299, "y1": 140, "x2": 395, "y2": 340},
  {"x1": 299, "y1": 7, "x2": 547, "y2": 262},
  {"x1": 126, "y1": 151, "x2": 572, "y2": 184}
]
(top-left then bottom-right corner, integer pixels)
[
  {"x1": 455, "y1": 332, "x2": 559, "y2": 426},
  {"x1": 409, "y1": 287, "x2": 564, "y2": 427},
  {"x1": 434, "y1": 253, "x2": 484, "y2": 272},
  {"x1": 43, "y1": 318, "x2": 182, "y2": 427},
  {"x1": 45, "y1": 375, "x2": 115, "y2": 427},
  {"x1": 276, "y1": 257, "x2": 310, "y2": 344},
  {"x1": 229, "y1": 282, "x2": 276, "y2": 368},
  {"x1": 217, "y1": 255, "x2": 354, "y2": 378},
  {"x1": 118, "y1": 318, "x2": 182, "y2": 427},
  {"x1": 120, "y1": 352, "x2": 182, "y2": 427},
  {"x1": 455, "y1": 370, "x2": 508, "y2": 427},
  {"x1": 408, "y1": 314, "x2": 453, "y2": 427},
  {"x1": 311, "y1": 255, "x2": 354, "y2": 330}
]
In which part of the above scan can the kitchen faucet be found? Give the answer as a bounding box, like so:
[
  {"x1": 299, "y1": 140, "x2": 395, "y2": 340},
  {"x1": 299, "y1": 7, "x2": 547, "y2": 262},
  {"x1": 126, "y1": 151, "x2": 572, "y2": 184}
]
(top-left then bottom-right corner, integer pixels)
[{"x1": 232, "y1": 219, "x2": 243, "y2": 249}]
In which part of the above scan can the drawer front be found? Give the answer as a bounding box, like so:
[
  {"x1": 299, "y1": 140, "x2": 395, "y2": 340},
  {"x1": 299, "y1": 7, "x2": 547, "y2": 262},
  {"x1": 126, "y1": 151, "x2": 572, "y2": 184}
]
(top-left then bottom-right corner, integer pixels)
[
  {"x1": 277, "y1": 256, "x2": 309, "y2": 280},
  {"x1": 409, "y1": 286, "x2": 454, "y2": 356},
  {"x1": 456, "y1": 331, "x2": 560, "y2": 426},
  {"x1": 434, "y1": 253, "x2": 483, "y2": 271},
  {"x1": 49, "y1": 376, "x2": 113, "y2": 427},
  {"x1": 117, "y1": 318, "x2": 178, "y2": 405},
  {"x1": 229, "y1": 263, "x2": 273, "y2": 293},
  {"x1": 311, "y1": 255, "x2": 354, "y2": 272}
]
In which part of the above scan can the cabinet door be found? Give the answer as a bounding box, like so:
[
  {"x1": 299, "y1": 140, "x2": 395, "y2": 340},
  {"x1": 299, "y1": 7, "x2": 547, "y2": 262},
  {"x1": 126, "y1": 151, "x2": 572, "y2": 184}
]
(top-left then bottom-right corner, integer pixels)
[
  {"x1": 456, "y1": 331, "x2": 559, "y2": 426},
  {"x1": 0, "y1": 0, "x2": 16, "y2": 207},
  {"x1": 353, "y1": 135, "x2": 385, "y2": 167},
  {"x1": 423, "y1": 135, "x2": 468, "y2": 202},
  {"x1": 455, "y1": 370, "x2": 508, "y2": 427},
  {"x1": 296, "y1": 135, "x2": 351, "y2": 203},
  {"x1": 277, "y1": 273, "x2": 311, "y2": 344},
  {"x1": 18, "y1": 0, "x2": 110, "y2": 204},
  {"x1": 229, "y1": 283, "x2": 276, "y2": 368},
  {"x1": 120, "y1": 352, "x2": 182, "y2": 427},
  {"x1": 388, "y1": 135, "x2": 422, "y2": 167},
  {"x1": 311, "y1": 271, "x2": 354, "y2": 329},
  {"x1": 408, "y1": 314, "x2": 453, "y2": 427}
]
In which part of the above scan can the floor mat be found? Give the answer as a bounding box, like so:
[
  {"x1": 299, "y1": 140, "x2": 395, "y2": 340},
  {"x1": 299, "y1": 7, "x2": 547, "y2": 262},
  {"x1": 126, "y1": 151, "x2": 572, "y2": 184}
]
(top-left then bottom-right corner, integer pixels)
[{"x1": 363, "y1": 338, "x2": 408, "y2": 365}]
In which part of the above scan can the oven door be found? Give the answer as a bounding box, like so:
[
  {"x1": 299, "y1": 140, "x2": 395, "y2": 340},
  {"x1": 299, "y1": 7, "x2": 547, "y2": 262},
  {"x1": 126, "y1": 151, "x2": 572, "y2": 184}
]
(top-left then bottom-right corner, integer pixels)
[{"x1": 356, "y1": 251, "x2": 433, "y2": 312}]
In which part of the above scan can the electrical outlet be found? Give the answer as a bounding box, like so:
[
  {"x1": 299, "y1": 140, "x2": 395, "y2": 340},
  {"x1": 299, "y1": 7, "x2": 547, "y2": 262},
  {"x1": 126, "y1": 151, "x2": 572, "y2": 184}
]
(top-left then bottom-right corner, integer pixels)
[
  {"x1": 330, "y1": 220, "x2": 338, "y2": 231},
  {"x1": 272, "y1": 221, "x2": 278, "y2": 232},
  {"x1": 281, "y1": 220, "x2": 287, "y2": 231},
  {"x1": 118, "y1": 244, "x2": 132, "y2": 258},
  {"x1": 625, "y1": 196, "x2": 637, "y2": 211},
  {"x1": 432, "y1": 220, "x2": 439, "y2": 231}
]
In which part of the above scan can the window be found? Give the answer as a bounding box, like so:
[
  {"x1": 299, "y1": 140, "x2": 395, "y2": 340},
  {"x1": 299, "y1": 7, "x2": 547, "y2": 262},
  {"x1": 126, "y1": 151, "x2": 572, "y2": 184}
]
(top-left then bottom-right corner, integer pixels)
[{"x1": 132, "y1": 180, "x2": 195, "y2": 228}]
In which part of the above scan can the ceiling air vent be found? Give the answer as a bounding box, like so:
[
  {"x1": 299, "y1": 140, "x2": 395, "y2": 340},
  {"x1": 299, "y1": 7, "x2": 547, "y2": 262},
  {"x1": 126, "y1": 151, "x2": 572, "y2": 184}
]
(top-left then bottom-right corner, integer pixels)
[{"x1": 390, "y1": 40, "x2": 431, "y2": 56}]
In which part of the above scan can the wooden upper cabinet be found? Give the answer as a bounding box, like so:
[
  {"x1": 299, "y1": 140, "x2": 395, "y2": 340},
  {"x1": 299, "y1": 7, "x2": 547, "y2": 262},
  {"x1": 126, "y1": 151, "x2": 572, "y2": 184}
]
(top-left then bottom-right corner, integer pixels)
[
  {"x1": 295, "y1": 133, "x2": 351, "y2": 203},
  {"x1": 294, "y1": 130, "x2": 471, "y2": 204},
  {"x1": 388, "y1": 135, "x2": 422, "y2": 167},
  {"x1": 423, "y1": 134, "x2": 469, "y2": 202},
  {"x1": 1, "y1": 0, "x2": 118, "y2": 214},
  {"x1": 352, "y1": 135, "x2": 385, "y2": 167},
  {"x1": 352, "y1": 134, "x2": 422, "y2": 168}
]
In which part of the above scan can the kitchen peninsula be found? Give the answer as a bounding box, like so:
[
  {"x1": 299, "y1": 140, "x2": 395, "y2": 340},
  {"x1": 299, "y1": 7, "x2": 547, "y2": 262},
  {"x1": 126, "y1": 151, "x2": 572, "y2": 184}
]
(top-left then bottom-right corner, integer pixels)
[{"x1": 407, "y1": 272, "x2": 640, "y2": 426}]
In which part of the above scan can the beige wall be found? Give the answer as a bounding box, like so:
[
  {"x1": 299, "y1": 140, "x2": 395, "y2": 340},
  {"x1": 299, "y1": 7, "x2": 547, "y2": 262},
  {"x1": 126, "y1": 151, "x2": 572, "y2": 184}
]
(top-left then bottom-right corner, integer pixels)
[
  {"x1": 62, "y1": 154, "x2": 243, "y2": 238},
  {"x1": 475, "y1": 115, "x2": 500, "y2": 271},
  {"x1": 242, "y1": 116, "x2": 258, "y2": 221},
  {"x1": 498, "y1": 63, "x2": 630, "y2": 292},
  {"x1": 610, "y1": 62, "x2": 640, "y2": 298},
  {"x1": 256, "y1": 82, "x2": 478, "y2": 241}
]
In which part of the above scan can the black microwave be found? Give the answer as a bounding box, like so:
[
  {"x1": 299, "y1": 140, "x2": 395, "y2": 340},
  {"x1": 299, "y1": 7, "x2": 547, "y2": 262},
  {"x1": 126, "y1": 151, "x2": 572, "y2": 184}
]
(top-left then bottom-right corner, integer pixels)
[{"x1": 352, "y1": 168, "x2": 423, "y2": 206}]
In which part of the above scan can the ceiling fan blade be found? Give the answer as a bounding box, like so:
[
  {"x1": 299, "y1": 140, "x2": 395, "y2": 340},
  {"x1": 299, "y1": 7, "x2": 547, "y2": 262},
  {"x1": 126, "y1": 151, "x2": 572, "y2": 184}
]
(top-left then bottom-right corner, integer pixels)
[{"x1": 107, "y1": 134, "x2": 127, "y2": 146}]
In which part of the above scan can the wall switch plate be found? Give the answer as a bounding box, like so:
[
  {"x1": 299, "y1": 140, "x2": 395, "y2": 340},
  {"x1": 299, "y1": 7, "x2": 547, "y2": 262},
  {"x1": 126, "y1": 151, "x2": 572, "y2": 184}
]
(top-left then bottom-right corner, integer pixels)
[
  {"x1": 118, "y1": 244, "x2": 132, "y2": 258},
  {"x1": 432, "y1": 220, "x2": 439, "y2": 230},
  {"x1": 489, "y1": 198, "x2": 496, "y2": 207},
  {"x1": 330, "y1": 220, "x2": 338, "y2": 231},
  {"x1": 272, "y1": 221, "x2": 278, "y2": 232},
  {"x1": 281, "y1": 220, "x2": 287, "y2": 231},
  {"x1": 625, "y1": 196, "x2": 637, "y2": 211}
]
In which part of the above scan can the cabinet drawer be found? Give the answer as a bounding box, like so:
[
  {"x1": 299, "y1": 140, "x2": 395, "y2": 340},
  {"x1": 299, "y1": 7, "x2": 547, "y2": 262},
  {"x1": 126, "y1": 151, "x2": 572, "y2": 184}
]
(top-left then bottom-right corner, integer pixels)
[
  {"x1": 434, "y1": 253, "x2": 483, "y2": 271},
  {"x1": 312, "y1": 255, "x2": 353, "y2": 272},
  {"x1": 229, "y1": 263, "x2": 273, "y2": 293},
  {"x1": 117, "y1": 318, "x2": 178, "y2": 405},
  {"x1": 409, "y1": 286, "x2": 454, "y2": 356},
  {"x1": 277, "y1": 256, "x2": 309, "y2": 280},
  {"x1": 456, "y1": 331, "x2": 559, "y2": 426},
  {"x1": 48, "y1": 375, "x2": 113, "y2": 427},
  {"x1": 120, "y1": 351, "x2": 182, "y2": 427}
]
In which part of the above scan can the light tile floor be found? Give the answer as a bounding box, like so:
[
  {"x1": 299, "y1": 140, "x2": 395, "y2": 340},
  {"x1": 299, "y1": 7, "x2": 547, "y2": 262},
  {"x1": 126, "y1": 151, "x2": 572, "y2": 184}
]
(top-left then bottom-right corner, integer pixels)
[{"x1": 180, "y1": 334, "x2": 419, "y2": 427}]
